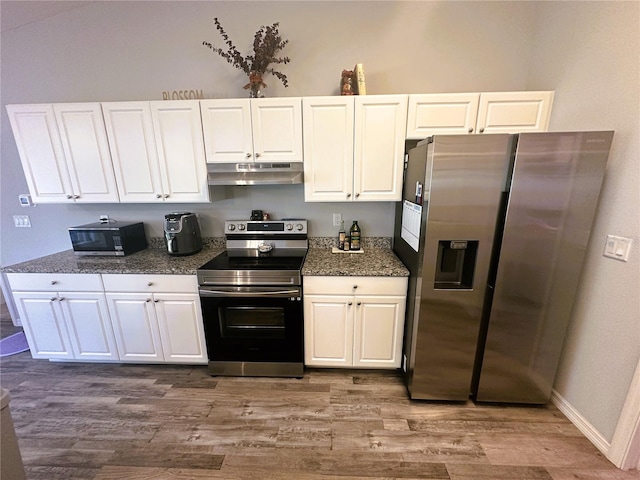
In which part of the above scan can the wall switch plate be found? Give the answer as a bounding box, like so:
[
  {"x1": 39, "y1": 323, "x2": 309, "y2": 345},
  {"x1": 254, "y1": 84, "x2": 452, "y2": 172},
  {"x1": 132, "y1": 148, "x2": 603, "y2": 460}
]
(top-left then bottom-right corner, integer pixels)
[
  {"x1": 333, "y1": 213, "x2": 342, "y2": 227},
  {"x1": 603, "y1": 234, "x2": 633, "y2": 262},
  {"x1": 13, "y1": 215, "x2": 31, "y2": 227}
]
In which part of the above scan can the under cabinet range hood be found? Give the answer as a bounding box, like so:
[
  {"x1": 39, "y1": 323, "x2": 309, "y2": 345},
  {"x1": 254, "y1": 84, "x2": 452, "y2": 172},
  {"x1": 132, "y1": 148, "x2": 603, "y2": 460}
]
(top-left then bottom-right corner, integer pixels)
[{"x1": 207, "y1": 163, "x2": 303, "y2": 186}]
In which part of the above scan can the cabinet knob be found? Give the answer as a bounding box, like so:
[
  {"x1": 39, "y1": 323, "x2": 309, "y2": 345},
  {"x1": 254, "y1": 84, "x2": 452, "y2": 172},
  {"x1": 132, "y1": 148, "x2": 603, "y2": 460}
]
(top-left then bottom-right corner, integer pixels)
[
  {"x1": 479, "y1": 128, "x2": 485, "y2": 133},
  {"x1": 67, "y1": 195, "x2": 73, "y2": 199},
  {"x1": 357, "y1": 302, "x2": 362, "y2": 306},
  {"x1": 50, "y1": 280, "x2": 57, "y2": 285},
  {"x1": 348, "y1": 302, "x2": 353, "y2": 306},
  {"x1": 147, "y1": 282, "x2": 153, "y2": 286},
  {"x1": 468, "y1": 128, "x2": 474, "y2": 133},
  {"x1": 355, "y1": 193, "x2": 360, "y2": 198},
  {"x1": 246, "y1": 153, "x2": 252, "y2": 158},
  {"x1": 50, "y1": 296, "x2": 57, "y2": 302},
  {"x1": 255, "y1": 153, "x2": 261, "y2": 158},
  {"x1": 59, "y1": 297, "x2": 65, "y2": 301},
  {"x1": 146, "y1": 298, "x2": 151, "y2": 302},
  {"x1": 346, "y1": 193, "x2": 351, "y2": 198},
  {"x1": 154, "y1": 299, "x2": 159, "y2": 303},
  {"x1": 164, "y1": 194, "x2": 169, "y2": 198},
  {"x1": 74, "y1": 195, "x2": 80, "y2": 199},
  {"x1": 353, "y1": 285, "x2": 358, "y2": 289},
  {"x1": 156, "y1": 194, "x2": 162, "y2": 198}
]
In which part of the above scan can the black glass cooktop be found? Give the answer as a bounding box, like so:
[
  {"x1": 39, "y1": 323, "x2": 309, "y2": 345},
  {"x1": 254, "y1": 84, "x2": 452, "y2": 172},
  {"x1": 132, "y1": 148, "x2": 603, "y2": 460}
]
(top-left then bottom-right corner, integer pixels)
[{"x1": 198, "y1": 251, "x2": 306, "y2": 272}]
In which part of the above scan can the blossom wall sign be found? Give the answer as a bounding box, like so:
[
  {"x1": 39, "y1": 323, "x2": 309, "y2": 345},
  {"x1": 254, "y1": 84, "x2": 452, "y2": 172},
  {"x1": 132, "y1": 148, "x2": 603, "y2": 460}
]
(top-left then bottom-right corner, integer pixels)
[{"x1": 203, "y1": 18, "x2": 291, "y2": 98}]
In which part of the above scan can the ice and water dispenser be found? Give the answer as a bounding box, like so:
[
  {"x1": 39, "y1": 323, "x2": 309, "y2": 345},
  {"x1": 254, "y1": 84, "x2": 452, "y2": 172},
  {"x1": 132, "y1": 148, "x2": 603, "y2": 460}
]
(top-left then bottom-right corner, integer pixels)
[{"x1": 434, "y1": 240, "x2": 478, "y2": 289}]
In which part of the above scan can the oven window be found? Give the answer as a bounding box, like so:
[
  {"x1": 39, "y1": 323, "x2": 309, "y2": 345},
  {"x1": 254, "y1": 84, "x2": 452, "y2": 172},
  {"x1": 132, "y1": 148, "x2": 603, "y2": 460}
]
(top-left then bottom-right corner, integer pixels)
[{"x1": 219, "y1": 307, "x2": 286, "y2": 339}]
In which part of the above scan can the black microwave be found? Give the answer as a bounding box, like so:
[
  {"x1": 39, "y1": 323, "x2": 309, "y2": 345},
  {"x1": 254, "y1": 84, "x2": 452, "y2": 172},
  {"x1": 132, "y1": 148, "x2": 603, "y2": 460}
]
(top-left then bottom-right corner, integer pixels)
[{"x1": 68, "y1": 221, "x2": 147, "y2": 256}]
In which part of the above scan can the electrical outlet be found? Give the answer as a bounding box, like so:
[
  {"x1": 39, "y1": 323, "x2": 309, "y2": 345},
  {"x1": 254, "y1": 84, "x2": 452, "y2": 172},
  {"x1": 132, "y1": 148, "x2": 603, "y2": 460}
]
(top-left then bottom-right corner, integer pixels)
[
  {"x1": 333, "y1": 213, "x2": 342, "y2": 227},
  {"x1": 603, "y1": 234, "x2": 633, "y2": 262},
  {"x1": 13, "y1": 215, "x2": 31, "y2": 227}
]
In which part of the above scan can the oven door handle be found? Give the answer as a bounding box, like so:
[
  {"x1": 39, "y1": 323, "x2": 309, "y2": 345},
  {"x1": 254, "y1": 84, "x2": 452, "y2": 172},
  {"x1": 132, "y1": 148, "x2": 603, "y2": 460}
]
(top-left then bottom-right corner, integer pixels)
[{"x1": 199, "y1": 288, "x2": 301, "y2": 298}]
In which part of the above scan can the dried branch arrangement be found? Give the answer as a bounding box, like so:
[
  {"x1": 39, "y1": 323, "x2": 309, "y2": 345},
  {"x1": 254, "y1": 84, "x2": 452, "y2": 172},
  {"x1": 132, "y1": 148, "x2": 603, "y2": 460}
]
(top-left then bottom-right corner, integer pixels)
[{"x1": 202, "y1": 17, "x2": 291, "y2": 90}]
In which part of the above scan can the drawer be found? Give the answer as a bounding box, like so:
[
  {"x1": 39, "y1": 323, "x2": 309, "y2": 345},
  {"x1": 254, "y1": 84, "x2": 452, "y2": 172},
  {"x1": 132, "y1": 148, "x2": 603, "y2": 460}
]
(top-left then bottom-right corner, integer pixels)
[
  {"x1": 7, "y1": 273, "x2": 103, "y2": 292},
  {"x1": 102, "y1": 274, "x2": 197, "y2": 293},
  {"x1": 304, "y1": 276, "x2": 407, "y2": 296}
]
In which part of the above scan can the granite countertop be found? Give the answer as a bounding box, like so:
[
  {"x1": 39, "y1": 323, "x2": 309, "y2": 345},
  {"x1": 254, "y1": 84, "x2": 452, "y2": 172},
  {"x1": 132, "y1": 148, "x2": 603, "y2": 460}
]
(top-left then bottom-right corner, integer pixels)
[
  {"x1": 1, "y1": 245, "x2": 224, "y2": 276},
  {"x1": 2, "y1": 237, "x2": 409, "y2": 278}
]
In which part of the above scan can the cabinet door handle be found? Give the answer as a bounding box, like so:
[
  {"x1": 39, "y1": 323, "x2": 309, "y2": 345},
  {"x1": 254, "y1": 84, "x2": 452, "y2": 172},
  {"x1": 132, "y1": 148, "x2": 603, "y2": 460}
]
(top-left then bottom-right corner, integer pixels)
[
  {"x1": 348, "y1": 302, "x2": 353, "y2": 306},
  {"x1": 164, "y1": 194, "x2": 169, "y2": 198},
  {"x1": 58, "y1": 297, "x2": 65, "y2": 301},
  {"x1": 154, "y1": 299, "x2": 159, "y2": 303},
  {"x1": 468, "y1": 127, "x2": 474, "y2": 133},
  {"x1": 357, "y1": 302, "x2": 362, "y2": 306},
  {"x1": 147, "y1": 282, "x2": 153, "y2": 286},
  {"x1": 346, "y1": 193, "x2": 351, "y2": 198},
  {"x1": 353, "y1": 285, "x2": 358, "y2": 289},
  {"x1": 255, "y1": 153, "x2": 261, "y2": 158},
  {"x1": 66, "y1": 195, "x2": 73, "y2": 199},
  {"x1": 479, "y1": 127, "x2": 485, "y2": 133},
  {"x1": 246, "y1": 153, "x2": 252, "y2": 158},
  {"x1": 355, "y1": 193, "x2": 360, "y2": 198},
  {"x1": 156, "y1": 194, "x2": 162, "y2": 198},
  {"x1": 50, "y1": 296, "x2": 57, "y2": 302},
  {"x1": 74, "y1": 195, "x2": 80, "y2": 199},
  {"x1": 50, "y1": 280, "x2": 57, "y2": 285},
  {"x1": 146, "y1": 298, "x2": 151, "y2": 302}
]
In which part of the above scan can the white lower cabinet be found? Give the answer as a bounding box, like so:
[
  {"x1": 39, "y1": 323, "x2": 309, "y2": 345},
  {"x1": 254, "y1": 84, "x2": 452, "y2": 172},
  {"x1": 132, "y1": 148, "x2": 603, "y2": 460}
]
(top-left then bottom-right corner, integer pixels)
[
  {"x1": 303, "y1": 276, "x2": 407, "y2": 369},
  {"x1": 102, "y1": 274, "x2": 207, "y2": 364},
  {"x1": 7, "y1": 273, "x2": 119, "y2": 361}
]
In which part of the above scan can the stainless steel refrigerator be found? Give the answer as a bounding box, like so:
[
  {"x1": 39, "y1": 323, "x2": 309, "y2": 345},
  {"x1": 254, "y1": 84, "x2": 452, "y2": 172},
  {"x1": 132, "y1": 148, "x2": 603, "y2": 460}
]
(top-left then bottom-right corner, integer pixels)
[{"x1": 393, "y1": 132, "x2": 613, "y2": 404}]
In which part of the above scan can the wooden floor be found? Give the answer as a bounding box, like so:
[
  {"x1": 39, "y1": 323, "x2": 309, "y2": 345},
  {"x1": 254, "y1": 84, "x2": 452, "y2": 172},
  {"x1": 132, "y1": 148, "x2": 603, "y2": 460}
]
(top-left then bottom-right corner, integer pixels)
[{"x1": 1, "y1": 308, "x2": 638, "y2": 480}]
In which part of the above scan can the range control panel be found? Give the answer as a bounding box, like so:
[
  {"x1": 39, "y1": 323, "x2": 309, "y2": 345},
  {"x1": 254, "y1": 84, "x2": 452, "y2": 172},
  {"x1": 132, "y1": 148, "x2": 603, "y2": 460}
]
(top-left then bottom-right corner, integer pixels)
[{"x1": 225, "y1": 220, "x2": 307, "y2": 235}]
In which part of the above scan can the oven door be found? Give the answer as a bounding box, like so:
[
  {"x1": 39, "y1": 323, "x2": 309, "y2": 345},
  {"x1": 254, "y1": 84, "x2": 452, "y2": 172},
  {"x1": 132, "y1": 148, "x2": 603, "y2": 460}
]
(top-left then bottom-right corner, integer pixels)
[{"x1": 198, "y1": 285, "x2": 303, "y2": 365}]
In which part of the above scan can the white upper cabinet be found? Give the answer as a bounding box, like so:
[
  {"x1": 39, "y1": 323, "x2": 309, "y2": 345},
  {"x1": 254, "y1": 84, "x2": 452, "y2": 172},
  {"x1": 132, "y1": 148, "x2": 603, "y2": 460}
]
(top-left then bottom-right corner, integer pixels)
[
  {"x1": 103, "y1": 101, "x2": 209, "y2": 203},
  {"x1": 406, "y1": 91, "x2": 554, "y2": 139},
  {"x1": 406, "y1": 93, "x2": 480, "y2": 137},
  {"x1": 303, "y1": 95, "x2": 407, "y2": 202},
  {"x1": 476, "y1": 91, "x2": 554, "y2": 134},
  {"x1": 201, "y1": 98, "x2": 302, "y2": 164},
  {"x1": 149, "y1": 101, "x2": 209, "y2": 203},
  {"x1": 6, "y1": 103, "x2": 119, "y2": 203}
]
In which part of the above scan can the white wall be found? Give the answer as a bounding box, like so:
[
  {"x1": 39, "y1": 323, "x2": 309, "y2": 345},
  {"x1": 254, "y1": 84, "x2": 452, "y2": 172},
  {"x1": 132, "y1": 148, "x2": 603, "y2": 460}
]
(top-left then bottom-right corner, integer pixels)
[
  {"x1": 527, "y1": 1, "x2": 640, "y2": 446},
  {"x1": 1, "y1": 0, "x2": 637, "y2": 459}
]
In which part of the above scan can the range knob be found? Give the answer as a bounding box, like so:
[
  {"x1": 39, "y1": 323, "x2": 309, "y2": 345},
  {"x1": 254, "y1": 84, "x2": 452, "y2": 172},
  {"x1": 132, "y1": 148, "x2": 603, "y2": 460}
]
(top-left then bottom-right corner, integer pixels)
[
  {"x1": 228, "y1": 224, "x2": 236, "y2": 231},
  {"x1": 285, "y1": 223, "x2": 293, "y2": 231},
  {"x1": 238, "y1": 224, "x2": 246, "y2": 231}
]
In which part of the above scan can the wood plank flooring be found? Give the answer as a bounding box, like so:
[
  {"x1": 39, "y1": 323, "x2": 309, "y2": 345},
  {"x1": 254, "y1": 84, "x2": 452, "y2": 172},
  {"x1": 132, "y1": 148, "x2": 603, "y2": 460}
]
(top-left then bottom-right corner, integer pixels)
[{"x1": 1, "y1": 309, "x2": 638, "y2": 480}]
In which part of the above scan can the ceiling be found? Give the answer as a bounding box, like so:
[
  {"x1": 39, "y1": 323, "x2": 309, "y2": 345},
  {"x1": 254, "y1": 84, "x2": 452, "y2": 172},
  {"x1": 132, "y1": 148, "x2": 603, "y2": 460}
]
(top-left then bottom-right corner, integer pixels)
[{"x1": 0, "y1": 1, "x2": 93, "y2": 33}]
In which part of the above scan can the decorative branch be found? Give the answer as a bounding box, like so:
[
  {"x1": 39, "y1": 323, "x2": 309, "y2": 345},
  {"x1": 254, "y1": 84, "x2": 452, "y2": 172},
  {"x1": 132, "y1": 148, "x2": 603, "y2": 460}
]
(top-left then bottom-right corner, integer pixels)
[{"x1": 202, "y1": 17, "x2": 290, "y2": 88}]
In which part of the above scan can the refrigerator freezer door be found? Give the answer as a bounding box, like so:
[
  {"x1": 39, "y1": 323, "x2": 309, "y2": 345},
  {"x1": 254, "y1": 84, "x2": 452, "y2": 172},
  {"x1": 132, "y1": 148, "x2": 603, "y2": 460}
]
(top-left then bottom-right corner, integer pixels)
[
  {"x1": 475, "y1": 131, "x2": 613, "y2": 404},
  {"x1": 409, "y1": 134, "x2": 515, "y2": 401}
]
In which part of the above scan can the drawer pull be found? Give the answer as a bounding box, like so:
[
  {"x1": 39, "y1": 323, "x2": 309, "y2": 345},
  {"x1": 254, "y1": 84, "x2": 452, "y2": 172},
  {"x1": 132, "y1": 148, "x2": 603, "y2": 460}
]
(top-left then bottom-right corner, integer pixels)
[
  {"x1": 147, "y1": 282, "x2": 153, "y2": 286},
  {"x1": 353, "y1": 285, "x2": 358, "y2": 289},
  {"x1": 50, "y1": 280, "x2": 57, "y2": 285}
]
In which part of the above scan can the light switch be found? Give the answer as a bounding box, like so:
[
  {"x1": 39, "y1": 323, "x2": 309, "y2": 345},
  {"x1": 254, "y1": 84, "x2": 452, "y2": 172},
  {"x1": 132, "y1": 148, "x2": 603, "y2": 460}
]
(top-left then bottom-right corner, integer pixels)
[
  {"x1": 603, "y1": 235, "x2": 632, "y2": 262},
  {"x1": 13, "y1": 215, "x2": 31, "y2": 227}
]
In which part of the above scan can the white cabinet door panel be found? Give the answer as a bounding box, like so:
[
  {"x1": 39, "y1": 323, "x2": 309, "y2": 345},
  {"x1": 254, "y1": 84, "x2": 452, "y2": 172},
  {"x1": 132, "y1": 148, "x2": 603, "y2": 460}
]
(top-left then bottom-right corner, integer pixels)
[
  {"x1": 102, "y1": 102, "x2": 163, "y2": 202},
  {"x1": 150, "y1": 101, "x2": 209, "y2": 203},
  {"x1": 477, "y1": 91, "x2": 554, "y2": 134},
  {"x1": 53, "y1": 103, "x2": 119, "y2": 202},
  {"x1": 354, "y1": 296, "x2": 405, "y2": 368},
  {"x1": 61, "y1": 292, "x2": 119, "y2": 361},
  {"x1": 106, "y1": 293, "x2": 164, "y2": 362},
  {"x1": 354, "y1": 95, "x2": 407, "y2": 202},
  {"x1": 12, "y1": 292, "x2": 73, "y2": 359},
  {"x1": 154, "y1": 294, "x2": 207, "y2": 364},
  {"x1": 6, "y1": 104, "x2": 73, "y2": 203},
  {"x1": 251, "y1": 98, "x2": 303, "y2": 163},
  {"x1": 304, "y1": 295, "x2": 353, "y2": 367},
  {"x1": 201, "y1": 99, "x2": 253, "y2": 163},
  {"x1": 406, "y1": 93, "x2": 480, "y2": 138},
  {"x1": 303, "y1": 97, "x2": 354, "y2": 202}
]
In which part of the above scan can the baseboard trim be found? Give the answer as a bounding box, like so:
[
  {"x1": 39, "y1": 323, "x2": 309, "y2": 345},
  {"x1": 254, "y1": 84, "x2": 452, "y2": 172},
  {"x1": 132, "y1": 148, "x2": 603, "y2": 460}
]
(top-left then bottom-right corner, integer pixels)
[{"x1": 551, "y1": 389, "x2": 611, "y2": 457}]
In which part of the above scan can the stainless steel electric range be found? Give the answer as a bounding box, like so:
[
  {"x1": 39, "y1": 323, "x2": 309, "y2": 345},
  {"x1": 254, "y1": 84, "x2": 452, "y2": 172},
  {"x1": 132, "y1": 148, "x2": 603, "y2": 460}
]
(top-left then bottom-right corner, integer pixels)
[{"x1": 197, "y1": 219, "x2": 308, "y2": 378}]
